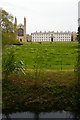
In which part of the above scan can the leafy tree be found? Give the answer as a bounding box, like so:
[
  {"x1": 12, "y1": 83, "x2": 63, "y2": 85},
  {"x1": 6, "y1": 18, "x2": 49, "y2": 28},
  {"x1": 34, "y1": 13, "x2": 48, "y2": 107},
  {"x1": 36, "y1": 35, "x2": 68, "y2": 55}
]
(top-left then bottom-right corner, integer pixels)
[
  {"x1": 0, "y1": 9, "x2": 17, "y2": 46},
  {"x1": 0, "y1": 9, "x2": 13, "y2": 32},
  {"x1": 73, "y1": 27, "x2": 80, "y2": 112},
  {"x1": 75, "y1": 26, "x2": 80, "y2": 82},
  {"x1": 77, "y1": 27, "x2": 80, "y2": 82},
  {"x1": 77, "y1": 26, "x2": 80, "y2": 44}
]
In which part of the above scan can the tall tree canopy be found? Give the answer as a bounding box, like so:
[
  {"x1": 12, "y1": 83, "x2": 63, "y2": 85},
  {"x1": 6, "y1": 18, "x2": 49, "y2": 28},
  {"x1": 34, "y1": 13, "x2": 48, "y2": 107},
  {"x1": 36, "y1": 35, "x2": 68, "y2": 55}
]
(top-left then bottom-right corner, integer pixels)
[
  {"x1": 1, "y1": 9, "x2": 13, "y2": 32},
  {"x1": 0, "y1": 9, "x2": 17, "y2": 46},
  {"x1": 77, "y1": 26, "x2": 80, "y2": 44}
]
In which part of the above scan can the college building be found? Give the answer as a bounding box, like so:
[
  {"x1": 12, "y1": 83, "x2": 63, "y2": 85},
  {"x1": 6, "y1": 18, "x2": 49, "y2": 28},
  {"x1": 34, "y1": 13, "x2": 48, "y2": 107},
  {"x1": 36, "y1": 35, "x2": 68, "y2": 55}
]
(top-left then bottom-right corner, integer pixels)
[
  {"x1": 15, "y1": 17, "x2": 77, "y2": 42},
  {"x1": 31, "y1": 31, "x2": 76, "y2": 42}
]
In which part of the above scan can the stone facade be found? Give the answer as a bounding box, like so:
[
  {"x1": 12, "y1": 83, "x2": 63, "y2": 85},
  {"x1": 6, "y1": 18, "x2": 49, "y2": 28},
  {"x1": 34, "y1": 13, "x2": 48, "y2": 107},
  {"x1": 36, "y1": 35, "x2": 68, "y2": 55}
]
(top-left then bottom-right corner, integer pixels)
[
  {"x1": 71, "y1": 32, "x2": 77, "y2": 41},
  {"x1": 27, "y1": 34, "x2": 32, "y2": 42},
  {"x1": 15, "y1": 17, "x2": 26, "y2": 42},
  {"x1": 31, "y1": 31, "x2": 73, "y2": 42}
]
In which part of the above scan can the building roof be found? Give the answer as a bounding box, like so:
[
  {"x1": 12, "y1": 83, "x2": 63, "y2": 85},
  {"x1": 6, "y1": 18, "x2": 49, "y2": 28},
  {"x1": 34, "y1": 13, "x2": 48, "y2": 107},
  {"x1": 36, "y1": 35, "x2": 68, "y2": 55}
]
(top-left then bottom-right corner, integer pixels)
[{"x1": 17, "y1": 23, "x2": 24, "y2": 27}]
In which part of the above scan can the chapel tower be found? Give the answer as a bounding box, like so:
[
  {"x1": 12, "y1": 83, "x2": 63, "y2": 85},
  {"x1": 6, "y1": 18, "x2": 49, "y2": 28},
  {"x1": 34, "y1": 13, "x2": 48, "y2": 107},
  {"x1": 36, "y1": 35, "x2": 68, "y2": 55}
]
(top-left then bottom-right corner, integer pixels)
[
  {"x1": 15, "y1": 17, "x2": 17, "y2": 25},
  {"x1": 15, "y1": 17, "x2": 27, "y2": 42}
]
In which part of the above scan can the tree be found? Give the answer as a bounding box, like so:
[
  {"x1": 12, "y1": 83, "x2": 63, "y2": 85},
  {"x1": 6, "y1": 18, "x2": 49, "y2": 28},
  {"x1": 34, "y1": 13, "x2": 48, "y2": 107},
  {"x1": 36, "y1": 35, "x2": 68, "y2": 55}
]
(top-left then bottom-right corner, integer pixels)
[
  {"x1": 77, "y1": 27, "x2": 80, "y2": 82},
  {"x1": 0, "y1": 9, "x2": 17, "y2": 46},
  {"x1": 0, "y1": 9, "x2": 13, "y2": 32},
  {"x1": 73, "y1": 26, "x2": 80, "y2": 112},
  {"x1": 75, "y1": 27, "x2": 80, "y2": 82},
  {"x1": 77, "y1": 26, "x2": 80, "y2": 44}
]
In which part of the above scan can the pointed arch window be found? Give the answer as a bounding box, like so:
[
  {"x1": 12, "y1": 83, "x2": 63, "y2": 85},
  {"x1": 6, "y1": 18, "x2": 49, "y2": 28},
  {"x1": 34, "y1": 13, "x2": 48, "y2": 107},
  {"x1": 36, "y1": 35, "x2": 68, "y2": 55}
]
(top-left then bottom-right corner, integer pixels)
[{"x1": 18, "y1": 28, "x2": 24, "y2": 36}]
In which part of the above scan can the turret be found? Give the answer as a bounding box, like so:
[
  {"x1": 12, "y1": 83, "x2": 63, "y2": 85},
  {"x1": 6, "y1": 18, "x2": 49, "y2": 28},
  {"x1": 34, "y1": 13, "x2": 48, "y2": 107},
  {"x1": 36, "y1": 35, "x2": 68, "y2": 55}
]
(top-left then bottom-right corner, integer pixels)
[
  {"x1": 15, "y1": 17, "x2": 17, "y2": 25},
  {"x1": 24, "y1": 17, "x2": 26, "y2": 42}
]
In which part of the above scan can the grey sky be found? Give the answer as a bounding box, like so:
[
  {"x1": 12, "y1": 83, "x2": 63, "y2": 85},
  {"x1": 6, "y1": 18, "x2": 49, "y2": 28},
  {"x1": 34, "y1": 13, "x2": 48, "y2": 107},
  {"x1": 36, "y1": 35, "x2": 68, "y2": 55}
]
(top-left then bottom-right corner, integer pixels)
[{"x1": 0, "y1": 0, "x2": 79, "y2": 34}]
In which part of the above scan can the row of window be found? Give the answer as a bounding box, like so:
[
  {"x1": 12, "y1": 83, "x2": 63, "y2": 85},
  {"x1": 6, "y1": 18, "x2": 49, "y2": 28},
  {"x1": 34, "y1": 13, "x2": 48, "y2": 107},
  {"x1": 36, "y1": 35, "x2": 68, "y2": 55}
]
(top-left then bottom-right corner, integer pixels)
[
  {"x1": 32, "y1": 39, "x2": 71, "y2": 41},
  {"x1": 55, "y1": 37, "x2": 71, "y2": 39},
  {"x1": 32, "y1": 39, "x2": 50, "y2": 41},
  {"x1": 33, "y1": 37, "x2": 50, "y2": 38},
  {"x1": 32, "y1": 40, "x2": 71, "y2": 42},
  {"x1": 32, "y1": 37, "x2": 71, "y2": 39},
  {"x1": 32, "y1": 33, "x2": 71, "y2": 35},
  {"x1": 32, "y1": 36, "x2": 71, "y2": 38},
  {"x1": 33, "y1": 40, "x2": 51, "y2": 42},
  {"x1": 32, "y1": 34, "x2": 71, "y2": 37}
]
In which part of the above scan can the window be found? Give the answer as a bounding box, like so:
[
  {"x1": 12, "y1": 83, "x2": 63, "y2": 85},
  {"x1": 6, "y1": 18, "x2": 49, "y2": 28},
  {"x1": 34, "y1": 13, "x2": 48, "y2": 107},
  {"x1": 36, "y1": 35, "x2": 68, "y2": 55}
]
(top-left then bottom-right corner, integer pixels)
[{"x1": 18, "y1": 28, "x2": 24, "y2": 36}]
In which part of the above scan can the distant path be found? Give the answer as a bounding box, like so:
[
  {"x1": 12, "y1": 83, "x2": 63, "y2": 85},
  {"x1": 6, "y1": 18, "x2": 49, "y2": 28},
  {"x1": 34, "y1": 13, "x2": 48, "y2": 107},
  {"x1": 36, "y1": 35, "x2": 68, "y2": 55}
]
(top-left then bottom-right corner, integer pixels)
[
  {"x1": 26, "y1": 69, "x2": 74, "y2": 72},
  {"x1": 42, "y1": 69, "x2": 74, "y2": 72}
]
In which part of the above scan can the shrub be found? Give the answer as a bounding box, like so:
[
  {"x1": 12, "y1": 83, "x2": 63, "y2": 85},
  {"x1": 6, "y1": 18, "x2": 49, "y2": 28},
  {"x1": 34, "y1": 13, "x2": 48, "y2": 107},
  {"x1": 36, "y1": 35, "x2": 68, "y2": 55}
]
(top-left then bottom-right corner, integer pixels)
[{"x1": 2, "y1": 49, "x2": 25, "y2": 78}]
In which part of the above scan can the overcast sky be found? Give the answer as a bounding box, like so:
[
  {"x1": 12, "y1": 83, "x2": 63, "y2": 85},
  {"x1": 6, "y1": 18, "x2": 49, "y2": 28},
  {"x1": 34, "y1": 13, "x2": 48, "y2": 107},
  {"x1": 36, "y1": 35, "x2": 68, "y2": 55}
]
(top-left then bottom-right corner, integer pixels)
[{"x1": 0, "y1": 0, "x2": 79, "y2": 34}]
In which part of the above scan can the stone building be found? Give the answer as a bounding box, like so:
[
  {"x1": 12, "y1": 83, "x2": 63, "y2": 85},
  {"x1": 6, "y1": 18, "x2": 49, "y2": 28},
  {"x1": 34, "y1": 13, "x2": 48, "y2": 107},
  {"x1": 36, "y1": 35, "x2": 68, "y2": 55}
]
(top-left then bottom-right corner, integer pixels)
[
  {"x1": 31, "y1": 31, "x2": 73, "y2": 42},
  {"x1": 27, "y1": 34, "x2": 32, "y2": 42},
  {"x1": 15, "y1": 17, "x2": 26, "y2": 42},
  {"x1": 71, "y1": 32, "x2": 77, "y2": 41},
  {"x1": 14, "y1": 17, "x2": 76, "y2": 42}
]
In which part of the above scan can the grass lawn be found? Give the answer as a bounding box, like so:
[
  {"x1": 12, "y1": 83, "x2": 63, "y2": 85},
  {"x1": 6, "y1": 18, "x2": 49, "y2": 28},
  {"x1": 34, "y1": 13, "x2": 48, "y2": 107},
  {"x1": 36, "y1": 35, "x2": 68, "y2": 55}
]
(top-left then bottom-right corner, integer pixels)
[
  {"x1": 2, "y1": 41, "x2": 80, "y2": 113},
  {"x1": 2, "y1": 41, "x2": 78, "y2": 70}
]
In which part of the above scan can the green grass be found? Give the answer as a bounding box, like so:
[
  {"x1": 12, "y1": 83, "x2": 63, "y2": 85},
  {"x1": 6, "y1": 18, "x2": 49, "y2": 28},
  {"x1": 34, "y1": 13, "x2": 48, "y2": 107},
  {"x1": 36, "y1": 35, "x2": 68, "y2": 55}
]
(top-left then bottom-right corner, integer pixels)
[
  {"x1": 3, "y1": 41, "x2": 78, "y2": 70},
  {"x1": 2, "y1": 41, "x2": 80, "y2": 113}
]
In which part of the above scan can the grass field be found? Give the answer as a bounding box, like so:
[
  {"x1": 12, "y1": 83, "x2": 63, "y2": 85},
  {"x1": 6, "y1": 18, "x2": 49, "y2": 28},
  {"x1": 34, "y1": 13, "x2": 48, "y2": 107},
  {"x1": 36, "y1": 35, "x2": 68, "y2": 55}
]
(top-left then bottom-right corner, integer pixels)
[
  {"x1": 3, "y1": 41, "x2": 80, "y2": 113},
  {"x1": 3, "y1": 41, "x2": 78, "y2": 70}
]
